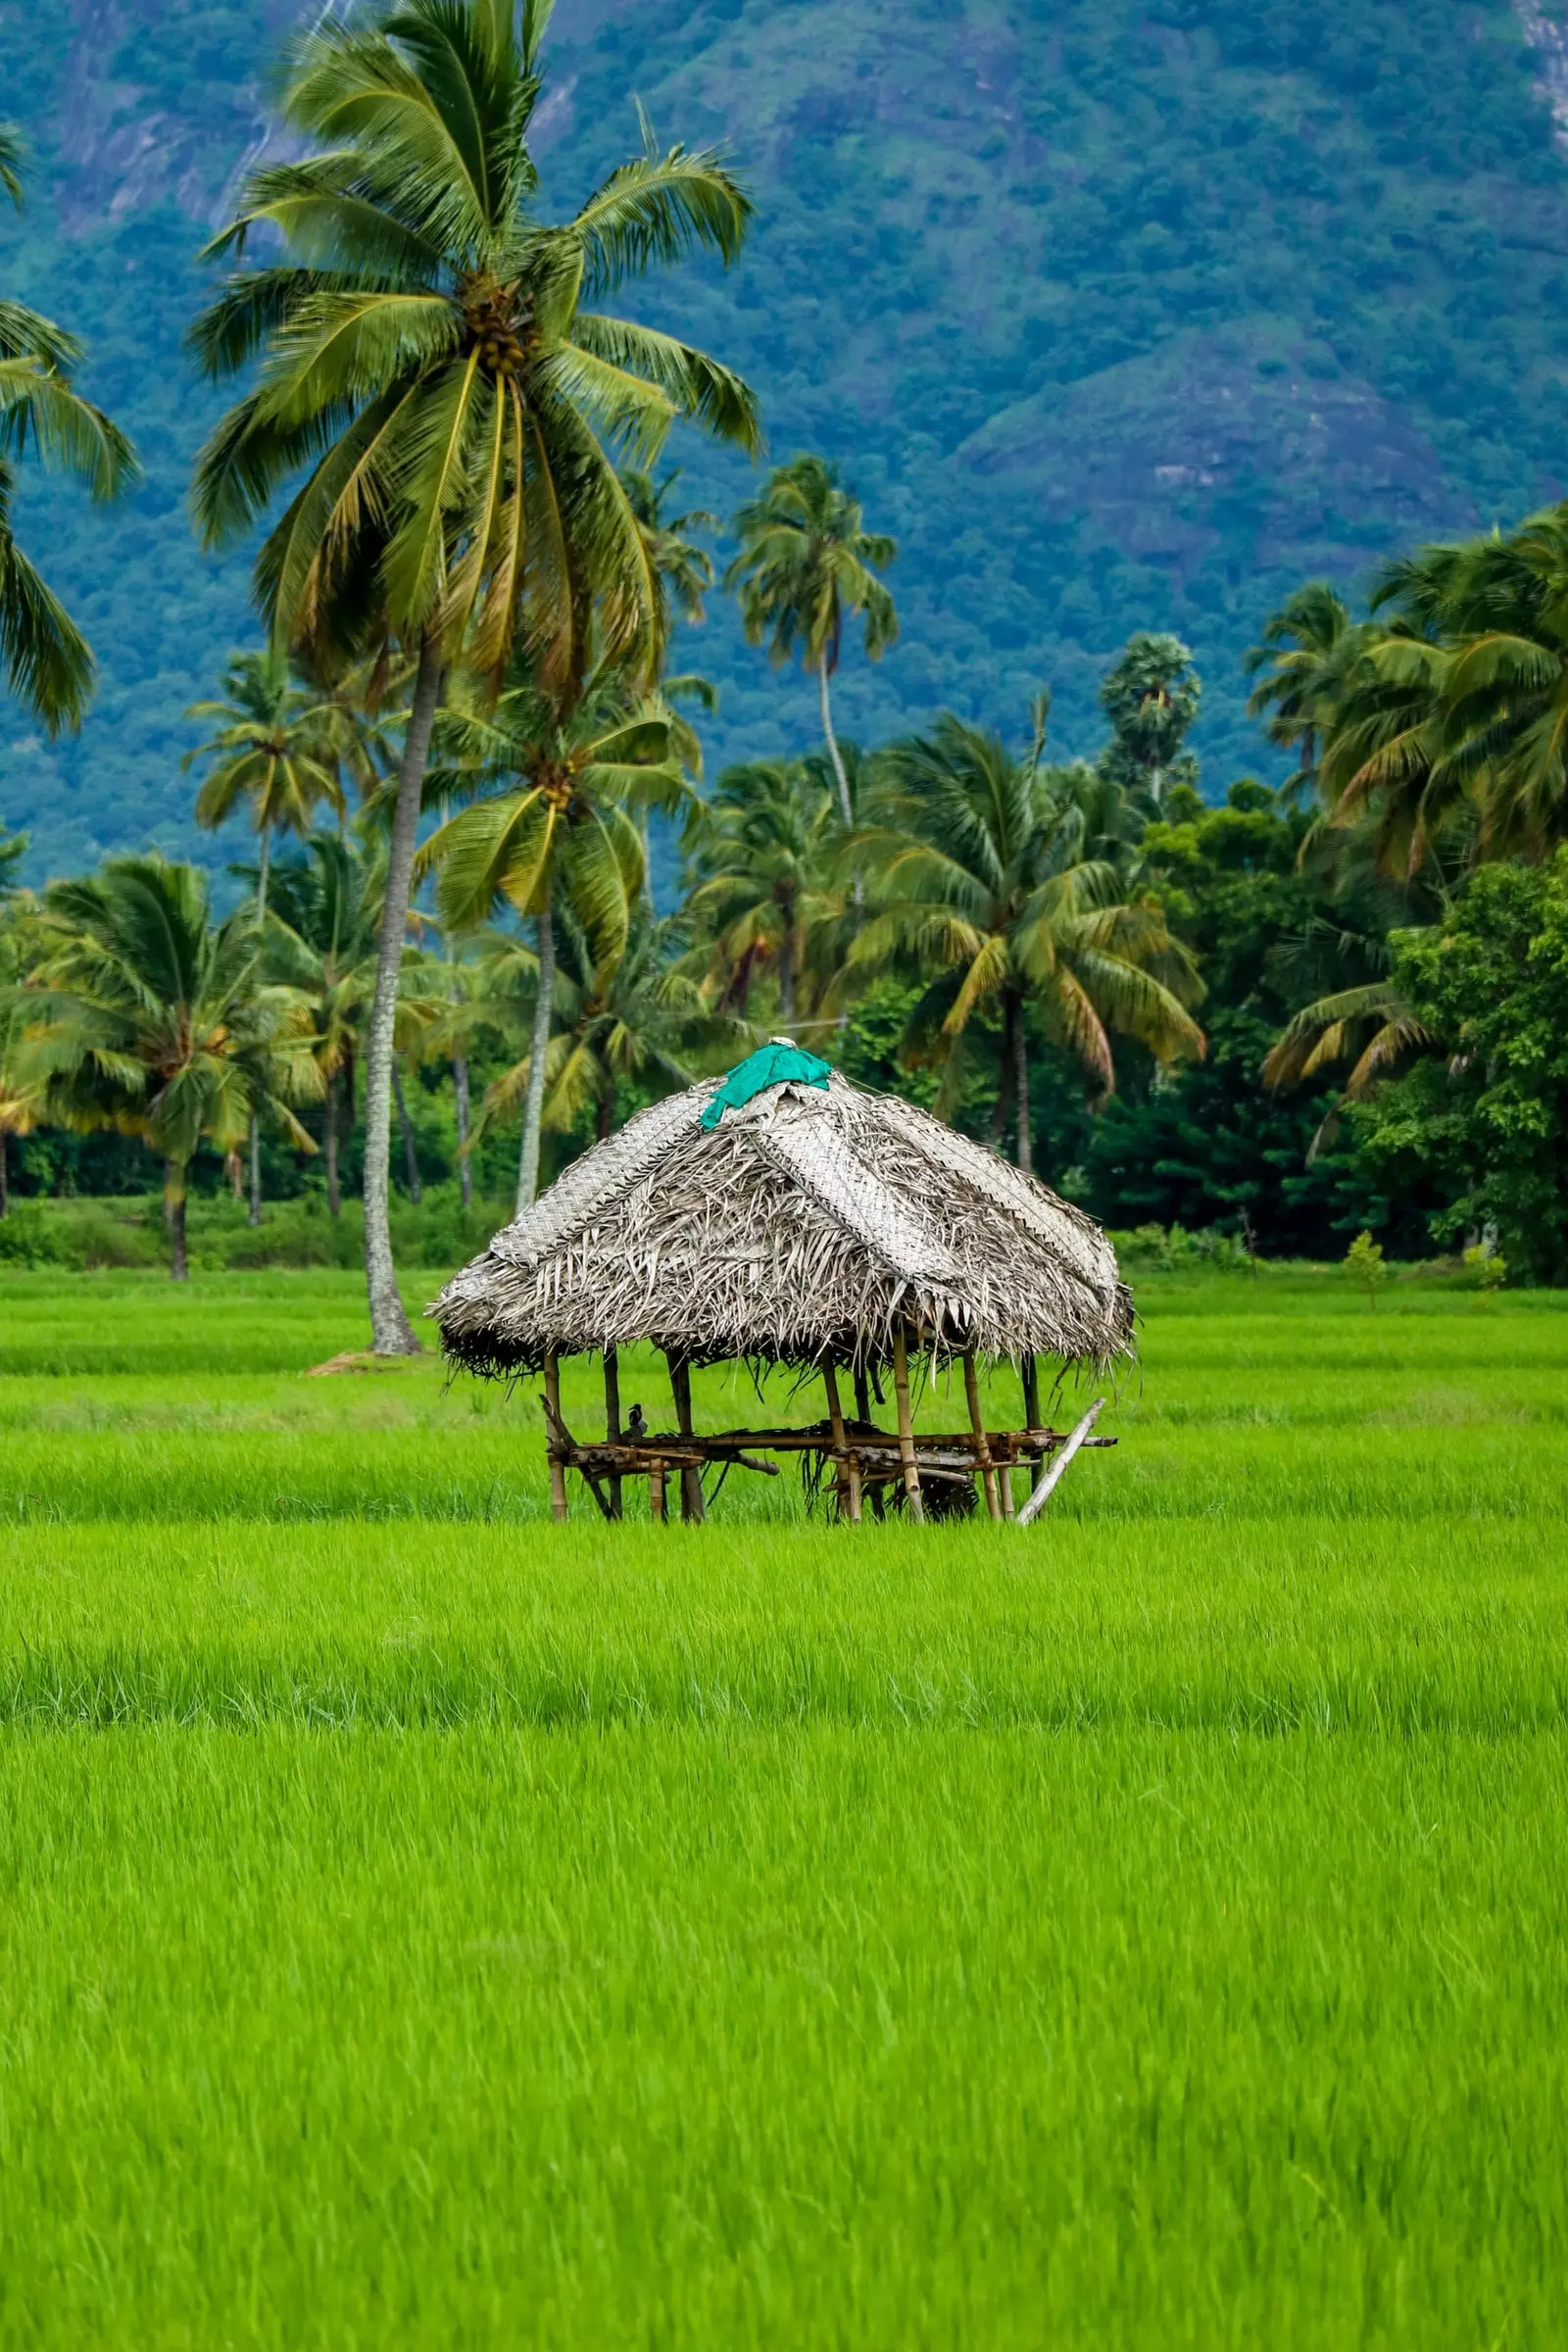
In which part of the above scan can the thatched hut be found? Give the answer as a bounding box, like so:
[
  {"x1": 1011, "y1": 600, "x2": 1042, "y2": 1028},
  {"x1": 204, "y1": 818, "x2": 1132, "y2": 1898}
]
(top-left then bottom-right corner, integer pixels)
[{"x1": 431, "y1": 1044, "x2": 1130, "y2": 1524}]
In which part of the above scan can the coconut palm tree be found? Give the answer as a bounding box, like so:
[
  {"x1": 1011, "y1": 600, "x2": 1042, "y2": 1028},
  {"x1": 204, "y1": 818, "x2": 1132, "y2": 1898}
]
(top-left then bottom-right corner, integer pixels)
[
  {"x1": 190, "y1": 0, "x2": 759, "y2": 1348},
  {"x1": 1, "y1": 124, "x2": 138, "y2": 732},
  {"x1": 623, "y1": 466, "x2": 718, "y2": 629},
  {"x1": 1245, "y1": 583, "x2": 1368, "y2": 801},
  {"x1": 186, "y1": 645, "x2": 351, "y2": 1222},
  {"x1": 263, "y1": 833, "x2": 387, "y2": 1218},
  {"x1": 848, "y1": 711, "x2": 1204, "y2": 1173},
  {"x1": 0, "y1": 832, "x2": 40, "y2": 1217},
  {"x1": 542, "y1": 905, "x2": 741, "y2": 1141},
  {"x1": 17, "y1": 857, "x2": 318, "y2": 1278},
  {"x1": 725, "y1": 457, "x2": 896, "y2": 830},
  {"x1": 418, "y1": 655, "x2": 692, "y2": 1209},
  {"x1": 684, "y1": 759, "x2": 843, "y2": 1033}
]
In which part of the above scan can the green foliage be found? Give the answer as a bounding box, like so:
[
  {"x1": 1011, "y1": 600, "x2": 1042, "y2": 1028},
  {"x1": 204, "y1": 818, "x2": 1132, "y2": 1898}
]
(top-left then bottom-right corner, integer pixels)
[
  {"x1": 1463, "y1": 1242, "x2": 1508, "y2": 1296},
  {"x1": 1344, "y1": 1228, "x2": 1387, "y2": 1308},
  {"x1": 1352, "y1": 854, "x2": 1568, "y2": 1283}
]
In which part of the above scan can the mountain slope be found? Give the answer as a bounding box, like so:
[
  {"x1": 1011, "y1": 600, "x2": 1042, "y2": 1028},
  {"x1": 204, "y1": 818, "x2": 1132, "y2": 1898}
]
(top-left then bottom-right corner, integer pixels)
[{"x1": 5, "y1": 0, "x2": 1568, "y2": 875}]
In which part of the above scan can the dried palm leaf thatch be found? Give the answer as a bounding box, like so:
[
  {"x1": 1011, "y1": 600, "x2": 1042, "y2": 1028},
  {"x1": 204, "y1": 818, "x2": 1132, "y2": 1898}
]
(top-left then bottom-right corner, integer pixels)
[{"x1": 430, "y1": 1064, "x2": 1132, "y2": 1377}]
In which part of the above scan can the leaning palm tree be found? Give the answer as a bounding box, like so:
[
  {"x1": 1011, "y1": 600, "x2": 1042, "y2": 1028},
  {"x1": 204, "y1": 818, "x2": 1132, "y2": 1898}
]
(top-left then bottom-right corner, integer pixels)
[
  {"x1": 17, "y1": 857, "x2": 318, "y2": 1277},
  {"x1": 418, "y1": 654, "x2": 692, "y2": 1209},
  {"x1": 186, "y1": 645, "x2": 349, "y2": 1222},
  {"x1": 1, "y1": 124, "x2": 138, "y2": 731},
  {"x1": 725, "y1": 456, "x2": 896, "y2": 830},
  {"x1": 190, "y1": 0, "x2": 759, "y2": 1348},
  {"x1": 848, "y1": 711, "x2": 1204, "y2": 1173}
]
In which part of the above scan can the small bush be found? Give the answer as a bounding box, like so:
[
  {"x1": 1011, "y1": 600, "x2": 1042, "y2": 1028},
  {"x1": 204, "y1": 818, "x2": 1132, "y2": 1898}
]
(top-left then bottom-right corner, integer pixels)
[{"x1": 0, "y1": 1203, "x2": 65, "y2": 1267}]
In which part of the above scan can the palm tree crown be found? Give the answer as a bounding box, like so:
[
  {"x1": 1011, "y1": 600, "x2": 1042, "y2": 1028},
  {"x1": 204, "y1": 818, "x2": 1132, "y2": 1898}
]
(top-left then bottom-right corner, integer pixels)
[
  {"x1": 725, "y1": 455, "x2": 896, "y2": 828},
  {"x1": 849, "y1": 710, "x2": 1204, "y2": 1172},
  {"x1": 1, "y1": 123, "x2": 138, "y2": 732}
]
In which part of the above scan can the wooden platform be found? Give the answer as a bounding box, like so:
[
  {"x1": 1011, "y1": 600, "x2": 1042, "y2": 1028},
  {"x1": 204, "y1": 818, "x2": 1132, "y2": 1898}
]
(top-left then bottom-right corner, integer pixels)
[{"x1": 539, "y1": 1410, "x2": 1115, "y2": 1524}]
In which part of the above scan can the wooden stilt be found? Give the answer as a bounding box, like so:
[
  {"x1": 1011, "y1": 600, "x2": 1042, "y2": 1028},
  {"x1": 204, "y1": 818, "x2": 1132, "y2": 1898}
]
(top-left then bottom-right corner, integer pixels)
[
  {"x1": 963, "y1": 1351, "x2": 1002, "y2": 1520},
  {"x1": 823, "y1": 1362, "x2": 861, "y2": 1523},
  {"x1": 649, "y1": 1456, "x2": 666, "y2": 1522},
  {"x1": 891, "y1": 1323, "x2": 924, "y2": 1522},
  {"x1": 855, "y1": 1365, "x2": 885, "y2": 1520},
  {"x1": 1022, "y1": 1354, "x2": 1042, "y2": 1494},
  {"x1": 603, "y1": 1347, "x2": 623, "y2": 1520},
  {"x1": 543, "y1": 1348, "x2": 569, "y2": 1523},
  {"x1": 667, "y1": 1353, "x2": 706, "y2": 1523}
]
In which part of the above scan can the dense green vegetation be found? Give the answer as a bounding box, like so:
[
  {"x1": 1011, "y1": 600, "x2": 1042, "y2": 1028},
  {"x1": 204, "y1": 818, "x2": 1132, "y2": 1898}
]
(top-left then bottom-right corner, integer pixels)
[
  {"x1": 0, "y1": 1265, "x2": 1563, "y2": 2342},
  {"x1": 7, "y1": 0, "x2": 1568, "y2": 874}
]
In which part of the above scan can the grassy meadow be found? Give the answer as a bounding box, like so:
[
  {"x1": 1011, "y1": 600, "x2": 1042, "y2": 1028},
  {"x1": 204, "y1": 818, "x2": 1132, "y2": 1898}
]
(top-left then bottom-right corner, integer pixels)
[{"x1": 0, "y1": 1262, "x2": 1565, "y2": 2345}]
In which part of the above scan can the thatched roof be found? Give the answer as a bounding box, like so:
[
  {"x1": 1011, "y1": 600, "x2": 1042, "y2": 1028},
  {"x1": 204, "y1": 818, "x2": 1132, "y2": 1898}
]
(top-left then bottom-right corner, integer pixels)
[{"x1": 431, "y1": 1051, "x2": 1132, "y2": 1376}]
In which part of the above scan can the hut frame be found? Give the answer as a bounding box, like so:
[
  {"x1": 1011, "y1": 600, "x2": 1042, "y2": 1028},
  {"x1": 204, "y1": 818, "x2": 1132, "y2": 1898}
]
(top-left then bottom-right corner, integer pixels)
[{"x1": 431, "y1": 1054, "x2": 1129, "y2": 1525}]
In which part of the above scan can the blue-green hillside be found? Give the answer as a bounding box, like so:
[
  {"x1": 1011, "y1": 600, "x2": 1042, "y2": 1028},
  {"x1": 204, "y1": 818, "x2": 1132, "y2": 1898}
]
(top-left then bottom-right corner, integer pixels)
[{"x1": 6, "y1": 0, "x2": 1568, "y2": 875}]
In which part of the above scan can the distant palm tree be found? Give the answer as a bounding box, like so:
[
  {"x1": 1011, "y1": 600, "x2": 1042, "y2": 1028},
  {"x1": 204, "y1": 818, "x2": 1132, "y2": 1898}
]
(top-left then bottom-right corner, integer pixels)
[
  {"x1": 849, "y1": 711, "x2": 1204, "y2": 1172},
  {"x1": 1, "y1": 124, "x2": 138, "y2": 732},
  {"x1": 623, "y1": 466, "x2": 719, "y2": 628},
  {"x1": 545, "y1": 906, "x2": 742, "y2": 1141},
  {"x1": 419, "y1": 657, "x2": 692, "y2": 1210},
  {"x1": 726, "y1": 456, "x2": 896, "y2": 830},
  {"x1": 264, "y1": 834, "x2": 386, "y2": 1218},
  {"x1": 1245, "y1": 582, "x2": 1367, "y2": 801},
  {"x1": 0, "y1": 834, "x2": 40, "y2": 1217},
  {"x1": 685, "y1": 759, "x2": 843, "y2": 1033},
  {"x1": 19, "y1": 857, "x2": 318, "y2": 1277},
  {"x1": 190, "y1": 0, "x2": 759, "y2": 1347},
  {"x1": 186, "y1": 646, "x2": 349, "y2": 1222}
]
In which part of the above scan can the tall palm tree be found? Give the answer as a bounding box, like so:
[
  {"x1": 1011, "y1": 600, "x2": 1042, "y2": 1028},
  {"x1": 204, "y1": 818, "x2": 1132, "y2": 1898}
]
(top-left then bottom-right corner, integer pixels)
[
  {"x1": 1245, "y1": 582, "x2": 1368, "y2": 801},
  {"x1": 190, "y1": 0, "x2": 759, "y2": 1347},
  {"x1": 264, "y1": 833, "x2": 385, "y2": 1218},
  {"x1": 1, "y1": 125, "x2": 138, "y2": 731},
  {"x1": 848, "y1": 712, "x2": 1204, "y2": 1173},
  {"x1": 725, "y1": 456, "x2": 896, "y2": 830},
  {"x1": 684, "y1": 759, "x2": 843, "y2": 1033},
  {"x1": 186, "y1": 645, "x2": 349, "y2": 1222},
  {"x1": 482, "y1": 905, "x2": 737, "y2": 1153},
  {"x1": 419, "y1": 655, "x2": 691, "y2": 1209},
  {"x1": 17, "y1": 857, "x2": 318, "y2": 1277}
]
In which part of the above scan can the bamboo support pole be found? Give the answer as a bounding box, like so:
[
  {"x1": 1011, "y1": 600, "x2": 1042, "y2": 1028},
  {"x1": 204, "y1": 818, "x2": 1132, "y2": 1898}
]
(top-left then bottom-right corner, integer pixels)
[
  {"x1": 963, "y1": 1351, "x2": 1002, "y2": 1521},
  {"x1": 1022, "y1": 1354, "x2": 1042, "y2": 1494},
  {"x1": 649, "y1": 1456, "x2": 666, "y2": 1522},
  {"x1": 666, "y1": 1353, "x2": 706, "y2": 1524},
  {"x1": 603, "y1": 1347, "x2": 623, "y2": 1520},
  {"x1": 822, "y1": 1363, "x2": 861, "y2": 1523},
  {"x1": 854, "y1": 1365, "x2": 885, "y2": 1520},
  {"x1": 891, "y1": 1324, "x2": 924, "y2": 1522},
  {"x1": 543, "y1": 1349, "x2": 569, "y2": 1523},
  {"x1": 1017, "y1": 1398, "x2": 1105, "y2": 1526}
]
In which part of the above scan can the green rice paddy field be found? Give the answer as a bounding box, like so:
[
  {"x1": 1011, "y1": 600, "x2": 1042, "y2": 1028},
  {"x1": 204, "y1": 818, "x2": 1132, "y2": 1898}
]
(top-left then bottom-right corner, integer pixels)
[{"x1": 0, "y1": 1264, "x2": 1565, "y2": 2346}]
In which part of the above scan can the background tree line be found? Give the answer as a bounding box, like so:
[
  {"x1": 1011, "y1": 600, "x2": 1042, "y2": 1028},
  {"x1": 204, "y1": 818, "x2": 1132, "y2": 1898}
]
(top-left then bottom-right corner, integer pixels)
[{"x1": 3, "y1": 1, "x2": 1567, "y2": 1299}]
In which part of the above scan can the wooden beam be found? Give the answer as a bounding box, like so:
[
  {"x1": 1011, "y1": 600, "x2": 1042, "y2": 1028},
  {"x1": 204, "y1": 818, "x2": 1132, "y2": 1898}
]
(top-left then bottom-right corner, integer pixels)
[
  {"x1": 822, "y1": 1363, "x2": 861, "y2": 1523},
  {"x1": 666, "y1": 1353, "x2": 706, "y2": 1523},
  {"x1": 603, "y1": 1347, "x2": 623, "y2": 1521},
  {"x1": 1022, "y1": 1355, "x2": 1042, "y2": 1495},
  {"x1": 855, "y1": 1365, "x2": 885, "y2": 1520},
  {"x1": 1017, "y1": 1398, "x2": 1105, "y2": 1527},
  {"x1": 543, "y1": 1350, "x2": 568, "y2": 1524},
  {"x1": 891, "y1": 1324, "x2": 924, "y2": 1522},
  {"x1": 963, "y1": 1352, "x2": 1002, "y2": 1521}
]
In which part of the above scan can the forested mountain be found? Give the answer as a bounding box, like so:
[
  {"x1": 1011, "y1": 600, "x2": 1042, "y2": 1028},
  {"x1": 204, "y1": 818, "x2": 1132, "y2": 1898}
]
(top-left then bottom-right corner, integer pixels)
[{"x1": 6, "y1": 0, "x2": 1568, "y2": 877}]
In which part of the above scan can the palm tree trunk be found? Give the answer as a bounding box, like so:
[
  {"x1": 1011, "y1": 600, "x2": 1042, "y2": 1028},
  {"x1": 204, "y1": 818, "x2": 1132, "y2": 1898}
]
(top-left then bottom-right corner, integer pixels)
[
  {"x1": 324, "y1": 1070, "x2": 341, "y2": 1219},
  {"x1": 516, "y1": 898, "x2": 556, "y2": 1217},
  {"x1": 164, "y1": 1157, "x2": 189, "y2": 1283},
  {"x1": 0, "y1": 1132, "x2": 8, "y2": 1220},
  {"x1": 817, "y1": 658, "x2": 854, "y2": 829},
  {"x1": 453, "y1": 1053, "x2": 472, "y2": 1210},
  {"x1": 777, "y1": 897, "x2": 797, "y2": 1032},
  {"x1": 247, "y1": 824, "x2": 270, "y2": 1228},
  {"x1": 393, "y1": 1058, "x2": 422, "y2": 1204},
  {"x1": 363, "y1": 633, "x2": 443, "y2": 1353},
  {"x1": 1012, "y1": 996, "x2": 1033, "y2": 1178}
]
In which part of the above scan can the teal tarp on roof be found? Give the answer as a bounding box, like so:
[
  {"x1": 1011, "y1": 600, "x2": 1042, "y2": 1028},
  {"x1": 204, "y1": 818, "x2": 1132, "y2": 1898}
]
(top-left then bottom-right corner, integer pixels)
[{"x1": 699, "y1": 1042, "x2": 833, "y2": 1130}]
